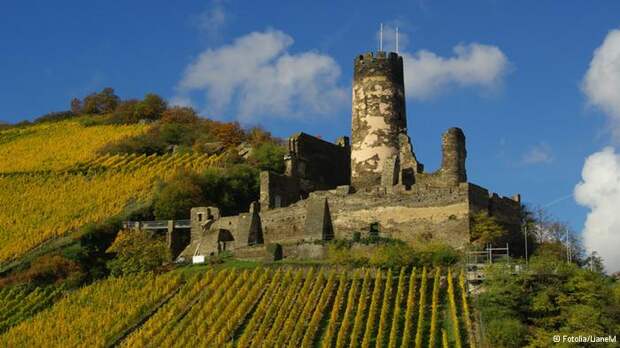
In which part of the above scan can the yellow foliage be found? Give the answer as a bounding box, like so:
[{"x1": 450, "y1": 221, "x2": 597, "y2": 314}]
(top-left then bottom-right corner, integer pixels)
[
  {"x1": 0, "y1": 272, "x2": 181, "y2": 347},
  {"x1": 0, "y1": 120, "x2": 148, "y2": 173}
]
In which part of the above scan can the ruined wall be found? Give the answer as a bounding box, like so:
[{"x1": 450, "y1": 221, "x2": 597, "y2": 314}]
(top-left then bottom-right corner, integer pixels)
[
  {"x1": 285, "y1": 132, "x2": 350, "y2": 192},
  {"x1": 351, "y1": 52, "x2": 407, "y2": 187},
  {"x1": 468, "y1": 183, "x2": 523, "y2": 253},
  {"x1": 256, "y1": 184, "x2": 472, "y2": 249},
  {"x1": 259, "y1": 171, "x2": 301, "y2": 211}
]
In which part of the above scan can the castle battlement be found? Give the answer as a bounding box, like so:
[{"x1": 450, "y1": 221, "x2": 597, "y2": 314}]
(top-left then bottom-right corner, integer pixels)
[{"x1": 355, "y1": 51, "x2": 402, "y2": 64}]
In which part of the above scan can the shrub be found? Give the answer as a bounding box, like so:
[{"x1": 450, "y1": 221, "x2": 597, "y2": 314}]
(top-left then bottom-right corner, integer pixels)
[
  {"x1": 0, "y1": 255, "x2": 84, "y2": 287},
  {"x1": 106, "y1": 229, "x2": 171, "y2": 276},
  {"x1": 485, "y1": 318, "x2": 526, "y2": 348},
  {"x1": 414, "y1": 243, "x2": 460, "y2": 266},
  {"x1": 99, "y1": 133, "x2": 167, "y2": 155},
  {"x1": 34, "y1": 110, "x2": 76, "y2": 123},
  {"x1": 369, "y1": 242, "x2": 417, "y2": 268}
]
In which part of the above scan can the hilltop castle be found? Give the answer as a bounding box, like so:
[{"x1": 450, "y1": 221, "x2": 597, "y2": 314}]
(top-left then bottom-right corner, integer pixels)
[{"x1": 178, "y1": 51, "x2": 522, "y2": 261}]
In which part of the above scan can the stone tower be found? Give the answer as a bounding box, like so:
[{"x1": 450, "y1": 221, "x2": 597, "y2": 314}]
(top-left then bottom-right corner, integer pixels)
[
  {"x1": 350, "y1": 51, "x2": 407, "y2": 187},
  {"x1": 440, "y1": 127, "x2": 467, "y2": 185}
]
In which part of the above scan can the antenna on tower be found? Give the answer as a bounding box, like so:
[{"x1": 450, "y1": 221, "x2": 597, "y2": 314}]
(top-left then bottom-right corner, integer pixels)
[
  {"x1": 396, "y1": 27, "x2": 399, "y2": 53},
  {"x1": 380, "y1": 23, "x2": 383, "y2": 51}
]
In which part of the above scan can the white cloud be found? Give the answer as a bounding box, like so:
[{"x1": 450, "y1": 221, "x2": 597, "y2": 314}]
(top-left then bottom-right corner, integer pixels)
[
  {"x1": 574, "y1": 147, "x2": 620, "y2": 273},
  {"x1": 194, "y1": 1, "x2": 227, "y2": 39},
  {"x1": 175, "y1": 29, "x2": 347, "y2": 122},
  {"x1": 575, "y1": 29, "x2": 620, "y2": 274},
  {"x1": 402, "y1": 43, "x2": 510, "y2": 99},
  {"x1": 521, "y1": 143, "x2": 553, "y2": 165},
  {"x1": 582, "y1": 29, "x2": 620, "y2": 140}
]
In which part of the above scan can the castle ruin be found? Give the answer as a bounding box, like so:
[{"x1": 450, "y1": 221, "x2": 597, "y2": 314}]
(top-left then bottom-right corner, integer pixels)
[{"x1": 179, "y1": 51, "x2": 522, "y2": 261}]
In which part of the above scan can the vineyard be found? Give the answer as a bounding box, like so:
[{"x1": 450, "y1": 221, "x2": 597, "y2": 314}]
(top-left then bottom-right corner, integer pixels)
[
  {"x1": 0, "y1": 119, "x2": 148, "y2": 173},
  {"x1": 0, "y1": 120, "x2": 222, "y2": 263},
  {"x1": 0, "y1": 285, "x2": 63, "y2": 334},
  {"x1": 0, "y1": 266, "x2": 475, "y2": 348}
]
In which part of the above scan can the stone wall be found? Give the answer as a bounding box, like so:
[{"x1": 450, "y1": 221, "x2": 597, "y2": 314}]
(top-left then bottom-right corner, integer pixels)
[
  {"x1": 256, "y1": 184, "x2": 472, "y2": 249},
  {"x1": 259, "y1": 171, "x2": 301, "y2": 211},
  {"x1": 285, "y1": 132, "x2": 350, "y2": 192}
]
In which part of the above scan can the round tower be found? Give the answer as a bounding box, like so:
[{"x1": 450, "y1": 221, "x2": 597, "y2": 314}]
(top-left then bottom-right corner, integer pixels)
[
  {"x1": 440, "y1": 127, "x2": 467, "y2": 185},
  {"x1": 350, "y1": 51, "x2": 407, "y2": 187}
]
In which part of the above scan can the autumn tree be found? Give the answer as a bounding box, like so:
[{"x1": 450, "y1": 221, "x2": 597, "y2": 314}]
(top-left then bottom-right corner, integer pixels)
[
  {"x1": 470, "y1": 212, "x2": 506, "y2": 247},
  {"x1": 160, "y1": 106, "x2": 199, "y2": 124},
  {"x1": 134, "y1": 93, "x2": 167, "y2": 121},
  {"x1": 106, "y1": 229, "x2": 171, "y2": 276}
]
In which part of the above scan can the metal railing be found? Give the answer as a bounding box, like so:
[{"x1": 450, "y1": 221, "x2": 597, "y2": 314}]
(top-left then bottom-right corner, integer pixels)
[{"x1": 122, "y1": 220, "x2": 191, "y2": 230}]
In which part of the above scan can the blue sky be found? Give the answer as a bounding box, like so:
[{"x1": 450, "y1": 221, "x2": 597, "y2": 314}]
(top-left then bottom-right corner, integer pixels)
[{"x1": 2, "y1": 1, "x2": 620, "y2": 251}]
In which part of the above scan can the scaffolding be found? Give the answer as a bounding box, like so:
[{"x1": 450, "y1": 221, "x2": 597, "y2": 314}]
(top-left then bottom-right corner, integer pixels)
[{"x1": 465, "y1": 244, "x2": 510, "y2": 283}]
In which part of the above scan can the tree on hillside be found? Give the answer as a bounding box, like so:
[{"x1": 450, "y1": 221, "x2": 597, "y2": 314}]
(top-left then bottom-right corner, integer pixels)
[
  {"x1": 584, "y1": 251, "x2": 605, "y2": 273},
  {"x1": 250, "y1": 142, "x2": 286, "y2": 173},
  {"x1": 106, "y1": 229, "x2": 171, "y2": 276},
  {"x1": 111, "y1": 99, "x2": 140, "y2": 123},
  {"x1": 82, "y1": 87, "x2": 120, "y2": 114},
  {"x1": 153, "y1": 174, "x2": 203, "y2": 220},
  {"x1": 470, "y1": 212, "x2": 506, "y2": 247},
  {"x1": 160, "y1": 106, "x2": 199, "y2": 124},
  {"x1": 134, "y1": 93, "x2": 167, "y2": 121},
  {"x1": 207, "y1": 120, "x2": 246, "y2": 147}
]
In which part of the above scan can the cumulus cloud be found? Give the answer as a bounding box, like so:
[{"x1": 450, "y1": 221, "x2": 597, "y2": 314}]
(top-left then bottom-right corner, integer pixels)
[
  {"x1": 574, "y1": 147, "x2": 620, "y2": 273},
  {"x1": 402, "y1": 43, "x2": 510, "y2": 99},
  {"x1": 575, "y1": 29, "x2": 620, "y2": 274},
  {"x1": 175, "y1": 29, "x2": 347, "y2": 122},
  {"x1": 520, "y1": 143, "x2": 553, "y2": 165},
  {"x1": 373, "y1": 24, "x2": 509, "y2": 99},
  {"x1": 582, "y1": 29, "x2": 620, "y2": 139}
]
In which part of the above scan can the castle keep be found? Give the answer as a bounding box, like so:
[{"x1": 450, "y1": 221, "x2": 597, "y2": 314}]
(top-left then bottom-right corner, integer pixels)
[{"x1": 179, "y1": 51, "x2": 522, "y2": 261}]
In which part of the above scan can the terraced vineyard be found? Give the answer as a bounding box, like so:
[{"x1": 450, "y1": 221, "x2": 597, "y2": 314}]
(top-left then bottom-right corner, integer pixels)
[
  {"x1": 0, "y1": 119, "x2": 148, "y2": 173},
  {"x1": 0, "y1": 267, "x2": 475, "y2": 348},
  {"x1": 0, "y1": 120, "x2": 223, "y2": 263},
  {"x1": 0, "y1": 285, "x2": 64, "y2": 334}
]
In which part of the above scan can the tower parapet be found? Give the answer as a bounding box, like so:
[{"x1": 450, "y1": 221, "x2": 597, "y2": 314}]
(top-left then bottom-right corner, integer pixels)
[{"x1": 351, "y1": 51, "x2": 407, "y2": 188}]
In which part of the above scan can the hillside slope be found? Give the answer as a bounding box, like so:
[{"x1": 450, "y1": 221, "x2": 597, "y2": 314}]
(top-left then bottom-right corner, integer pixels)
[{"x1": 0, "y1": 120, "x2": 220, "y2": 263}]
